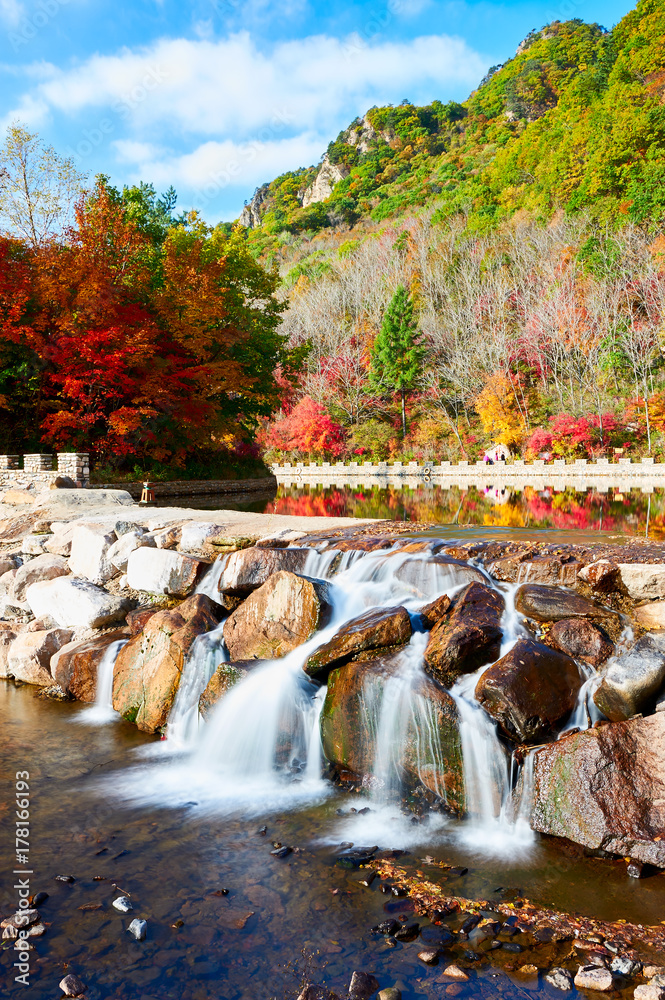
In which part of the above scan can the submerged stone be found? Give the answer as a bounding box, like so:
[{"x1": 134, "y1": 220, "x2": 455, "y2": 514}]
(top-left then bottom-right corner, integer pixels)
[
  {"x1": 304, "y1": 605, "x2": 412, "y2": 680},
  {"x1": 424, "y1": 582, "x2": 504, "y2": 688}
]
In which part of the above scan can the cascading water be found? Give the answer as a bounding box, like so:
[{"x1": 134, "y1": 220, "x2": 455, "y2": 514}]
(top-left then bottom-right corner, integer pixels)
[
  {"x1": 75, "y1": 639, "x2": 127, "y2": 725},
  {"x1": 167, "y1": 621, "x2": 227, "y2": 747}
]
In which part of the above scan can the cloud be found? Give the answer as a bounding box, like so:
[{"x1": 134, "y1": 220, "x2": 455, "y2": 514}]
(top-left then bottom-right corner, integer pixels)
[{"x1": 0, "y1": 0, "x2": 24, "y2": 27}]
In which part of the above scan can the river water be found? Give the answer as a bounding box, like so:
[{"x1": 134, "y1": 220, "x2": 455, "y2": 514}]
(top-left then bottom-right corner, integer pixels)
[{"x1": 1, "y1": 530, "x2": 665, "y2": 999}]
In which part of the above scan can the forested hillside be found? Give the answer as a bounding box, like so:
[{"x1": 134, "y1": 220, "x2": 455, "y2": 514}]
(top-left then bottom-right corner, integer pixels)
[{"x1": 245, "y1": 0, "x2": 665, "y2": 466}]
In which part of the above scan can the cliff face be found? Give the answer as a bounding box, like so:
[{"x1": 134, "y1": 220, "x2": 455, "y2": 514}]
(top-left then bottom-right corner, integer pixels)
[
  {"x1": 240, "y1": 184, "x2": 271, "y2": 229},
  {"x1": 302, "y1": 155, "x2": 349, "y2": 207}
]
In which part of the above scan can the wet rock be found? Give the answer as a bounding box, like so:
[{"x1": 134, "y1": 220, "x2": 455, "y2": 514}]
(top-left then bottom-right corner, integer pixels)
[
  {"x1": 424, "y1": 582, "x2": 504, "y2": 688},
  {"x1": 611, "y1": 957, "x2": 642, "y2": 976},
  {"x1": 198, "y1": 660, "x2": 264, "y2": 718},
  {"x1": 304, "y1": 605, "x2": 411, "y2": 681},
  {"x1": 11, "y1": 554, "x2": 69, "y2": 602},
  {"x1": 320, "y1": 650, "x2": 465, "y2": 812},
  {"x1": 297, "y1": 986, "x2": 340, "y2": 1000},
  {"x1": 544, "y1": 968, "x2": 574, "y2": 991},
  {"x1": 126, "y1": 606, "x2": 159, "y2": 635},
  {"x1": 336, "y1": 847, "x2": 377, "y2": 868},
  {"x1": 394, "y1": 555, "x2": 484, "y2": 597},
  {"x1": 635, "y1": 986, "x2": 665, "y2": 1000},
  {"x1": 113, "y1": 593, "x2": 220, "y2": 732},
  {"x1": 579, "y1": 560, "x2": 621, "y2": 593},
  {"x1": 593, "y1": 634, "x2": 665, "y2": 721},
  {"x1": 0, "y1": 628, "x2": 18, "y2": 678},
  {"x1": 59, "y1": 973, "x2": 86, "y2": 996},
  {"x1": 419, "y1": 593, "x2": 451, "y2": 629},
  {"x1": 224, "y1": 571, "x2": 330, "y2": 661},
  {"x1": 634, "y1": 602, "x2": 665, "y2": 631},
  {"x1": 219, "y1": 545, "x2": 309, "y2": 596},
  {"x1": 547, "y1": 618, "x2": 614, "y2": 667},
  {"x1": 54, "y1": 874, "x2": 75, "y2": 883},
  {"x1": 475, "y1": 637, "x2": 582, "y2": 743},
  {"x1": 31, "y1": 891, "x2": 48, "y2": 906},
  {"x1": 418, "y1": 947, "x2": 440, "y2": 964},
  {"x1": 515, "y1": 558, "x2": 581, "y2": 586},
  {"x1": 126, "y1": 546, "x2": 205, "y2": 597},
  {"x1": 26, "y1": 576, "x2": 131, "y2": 629},
  {"x1": 51, "y1": 630, "x2": 128, "y2": 702},
  {"x1": 531, "y1": 713, "x2": 665, "y2": 866},
  {"x1": 1, "y1": 908, "x2": 40, "y2": 928},
  {"x1": 349, "y1": 971, "x2": 380, "y2": 997},
  {"x1": 69, "y1": 524, "x2": 118, "y2": 584},
  {"x1": 515, "y1": 584, "x2": 615, "y2": 624},
  {"x1": 440, "y1": 964, "x2": 469, "y2": 981},
  {"x1": 7, "y1": 628, "x2": 74, "y2": 685},
  {"x1": 377, "y1": 990, "x2": 401, "y2": 1000},
  {"x1": 394, "y1": 922, "x2": 420, "y2": 941},
  {"x1": 112, "y1": 896, "x2": 133, "y2": 912},
  {"x1": 372, "y1": 919, "x2": 399, "y2": 935},
  {"x1": 107, "y1": 529, "x2": 153, "y2": 572},
  {"x1": 619, "y1": 564, "x2": 665, "y2": 600},
  {"x1": 574, "y1": 965, "x2": 613, "y2": 991},
  {"x1": 627, "y1": 859, "x2": 645, "y2": 878},
  {"x1": 127, "y1": 917, "x2": 147, "y2": 940}
]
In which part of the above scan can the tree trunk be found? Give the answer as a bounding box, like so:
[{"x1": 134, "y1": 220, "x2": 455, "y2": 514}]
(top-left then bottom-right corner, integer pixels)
[{"x1": 401, "y1": 391, "x2": 406, "y2": 438}]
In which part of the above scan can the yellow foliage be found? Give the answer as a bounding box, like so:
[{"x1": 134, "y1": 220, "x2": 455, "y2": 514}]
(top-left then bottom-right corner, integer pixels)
[{"x1": 475, "y1": 372, "x2": 526, "y2": 449}]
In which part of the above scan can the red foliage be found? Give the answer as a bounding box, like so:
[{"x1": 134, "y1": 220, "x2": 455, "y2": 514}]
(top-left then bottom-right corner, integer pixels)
[{"x1": 264, "y1": 396, "x2": 347, "y2": 457}]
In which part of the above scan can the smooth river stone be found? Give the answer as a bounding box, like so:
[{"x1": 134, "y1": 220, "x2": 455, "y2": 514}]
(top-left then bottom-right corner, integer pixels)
[
  {"x1": 424, "y1": 582, "x2": 504, "y2": 688},
  {"x1": 593, "y1": 634, "x2": 665, "y2": 721},
  {"x1": 304, "y1": 604, "x2": 411, "y2": 680}
]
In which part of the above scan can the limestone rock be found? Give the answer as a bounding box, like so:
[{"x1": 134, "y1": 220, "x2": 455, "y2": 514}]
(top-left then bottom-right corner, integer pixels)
[
  {"x1": 578, "y1": 560, "x2": 621, "y2": 593},
  {"x1": 219, "y1": 546, "x2": 309, "y2": 596},
  {"x1": 45, "y1": 520, "x2": 100, "y2": 557},
  {"x1": 320, "y1": 649, "x2": 465, "y2": 812},
  {"x1": 544, "y1": 968, "x2": 574, "y2": 991},
  {"x1": 304, "y1": 604, "x2": 411, "y2": 680},
  {"x1": 112, "y1": 593, "x2": 220, "y2": 732},
  {"x1": 0, "y1": 628, "x2": 18, "y2": 678},
  {"x1": 302, "y1": 153, "x2": 348, "y2": 207},
  {"x1": 531, "y1": 713, "x2": 665, "y2": 866},
  {"x1": 476, "y1": 638, "x2": 581, "y2": 743},
  {"x1": 547, "y1": 618, "x2": 614, "y2": 667},
  {"x1": 224, "y1": 571, "x2": 330, "y2": 661},
  {"x1": 424, "y1": 582, "x2": 504, "y2": 688},
  {"x1": 593, "y1": 634, "x2": 665, "y2": 721},
  {"x1": 126, "y1": 546, "x2": 204, "y2": 596},
  {"x1": 198, "y1": 660, "x2": 264, "y2": 718},
  {"x1": 574, "y1": 966, "x2": 613, "y2": 991},
  {"x1": 619, "y1": 564, "x2": 665, "y2": 600},
  {"x1": 107, "y1": 529, "x2": 153, "y2": 572},
  {"x1": 69, "y1": 524, "x2": 117, "y2": 584},
  {"x1": 633, "y1": 601, "x2": 665, "y2": 631},
  {"x1": 0, "y1": 569, "x2": 16, "y2": 596},
  {"x1": 179, "y1": 521, "x2": 227, "y2": 554},
  {"x1": 21, "y1": 533, "x2": 50, "y2": 555},
  {"x1": 635, "y1": 986, "x2": 665, "y2": 1000},
  {"x1": 0, "y1": 554, "x2": 18, "y2": 577},
  {"x1": 151, "y1": 524, "x2": 182, "y2": 549},
  {"x1": 51, "y1": 631, "x2": 129, "y2": 702},
  {"x1": 26, "y1": 576, "x2": 131, "y2": 629},
  {"x1": 11, "y1": 554, "x2": 69, "y2": 602},
  {"x1": 7, "y1": 628, "x2": 73, "y2": 685},
  {"x1": 515, "y1": 584, "x2": 615, "y2": 624}
]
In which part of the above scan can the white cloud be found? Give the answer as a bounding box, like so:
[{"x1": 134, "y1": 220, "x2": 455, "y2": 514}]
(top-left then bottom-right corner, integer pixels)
[{"x1": 0, "y1": 0, "x2": 24, "y2": 27}]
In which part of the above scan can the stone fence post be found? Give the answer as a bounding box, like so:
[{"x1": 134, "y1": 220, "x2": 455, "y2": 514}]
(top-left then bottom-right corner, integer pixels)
[
  {"x1": 24, "y1": 454, "x2": 53, "y2": 472},
  {"x1": 57, "y1": 452, "x2": 90, "y2": 487},
  {"x1": 0, "y1": 455, "x2": 20, "y2": 469}
]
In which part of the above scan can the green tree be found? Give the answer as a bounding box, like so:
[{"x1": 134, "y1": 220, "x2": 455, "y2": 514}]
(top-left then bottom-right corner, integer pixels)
[{"x1": 369, "y1": 284, "x2": 424, "y2": 437}]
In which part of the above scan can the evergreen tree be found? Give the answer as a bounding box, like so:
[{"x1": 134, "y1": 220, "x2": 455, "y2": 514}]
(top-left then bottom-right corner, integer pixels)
[{"x1": 369, "y1": 284, "x2": 424, "y2": 437}]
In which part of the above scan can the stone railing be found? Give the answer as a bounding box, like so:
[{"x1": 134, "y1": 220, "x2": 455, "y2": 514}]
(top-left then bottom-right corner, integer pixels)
[{"x1": 0, "y1": 453, "x2": 89, "y2": 490}]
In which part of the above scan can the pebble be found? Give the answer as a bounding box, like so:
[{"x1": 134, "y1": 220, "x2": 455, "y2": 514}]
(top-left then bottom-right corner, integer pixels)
[
  {"x1": 517, "y1": 965, "x2": 539, "y2": 977},
  {"x1": 545, "y1": 968, "x2": 574, "y2": 991},
  {"x1": 644, "y1": 968, "x2": 665, "y2": 979},
  {"x1": 635, "y1": 987, "x2": 665, "y2": 1000},
  {"x1": 127, "y1": 918, "x2": 147, "y2": 941},
  {"x1": 627, "y1": 859, "x2": 645, "y2": 878},
  {"x1": 502, "y1": 941, "x2": 523, "y2": 953},
  {"x1": 440, "y1": 964, "x2": 469, "y2": 981},
  {"x1": 611, "y1": 957, "x2": 642, "y2": 976},
  {"x1": 112, "y1": 896, "x2": 133, "y2": 913},
  {"x1": 54, "y1": 875, "x2": 76, "y2": 883},
  {"x1": 348, "y1": 971, "x2": 380, "y2": 998},
  {"x1": 270, "y1": 846, "x2": 293, "y2": 858},
  {"x1": 31, "y1": 892, "x2": 49, "y2": 906},
  {"x1": 574, "y1": 965, "x2": 614, "y2": 991},
  {"x1": 393, "y1": 922, "x2": 419, "y2": 942},
  {"x1": 377, "y1": 990, "x2": 401, "y2": 1000},
  {"x1": 371, "y1": 919, "x2": 399, "y2": 936},
  {"x1": 59, "y1": 973, "x2": 86, "y2": 997},
  {"x1": 417, "y1": 947, "x2": 440, "y2": 965},
  {"x1": 1, "y1": 908, "x2": 40, "y2": 928}
]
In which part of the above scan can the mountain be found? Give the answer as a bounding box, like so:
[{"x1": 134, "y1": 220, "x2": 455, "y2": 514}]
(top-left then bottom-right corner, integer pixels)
[{"x1": 239, "y1": 0, "x2": 665, "y2": 257}]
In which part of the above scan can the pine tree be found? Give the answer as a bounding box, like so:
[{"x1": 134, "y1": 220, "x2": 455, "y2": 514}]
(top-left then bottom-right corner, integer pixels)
[{"x1": 369, "y1": 284, "x2": 424, "y2": 437}]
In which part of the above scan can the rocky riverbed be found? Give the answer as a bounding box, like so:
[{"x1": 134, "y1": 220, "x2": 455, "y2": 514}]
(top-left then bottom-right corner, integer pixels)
[{"x1": 3, "y1": 488, "x2": 665, "y2": 998}]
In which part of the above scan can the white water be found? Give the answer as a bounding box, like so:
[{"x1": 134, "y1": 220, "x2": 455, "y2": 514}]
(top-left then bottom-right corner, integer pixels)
[
  {"x1": 167, "y1": 621, "x2": 227, "y2": 747},
  {"x1": 75, "y1": 639, "x2": 127, "y2": 725}
]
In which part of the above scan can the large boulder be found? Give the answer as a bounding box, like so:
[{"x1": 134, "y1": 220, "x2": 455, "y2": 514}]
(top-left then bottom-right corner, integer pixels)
[
  {"x1": 530, "y1": 713, "x2": 665, "y2": 866},
  {"x1": 475, "y1": 637, "x2": 582, "y2": 743},
  {"x1": 11, "y1": 554, "x2": 69, "y2": 603},
  {"x1": 304, "y1": 605, "x2": 412, "y2": 681},
  {"x1": 619, "y1": 564, "x2": 665, "y2": 600},
  {"x1": 25, "y1": 577, "x2": 131, "y2": 629},
  {"x1": 393, "y1": 556, "x2": 484, "y2": 597},
  {"x1": 179, "y1": 522, "x2": 227, "y2": 554},
  {"x1": 0, "y1": 626, "x2": 18, "y2": 678},
  {"x1": 547, "y1": 618, "x2": 614, "y2": 667},
  {"x1": 515, "y1": 584, "x2": 615, "y2": 624},
  {"x1": 112, "y1": 594, "x2": 220, "y2": 732},
  {"x1": 218, "y1": 546, "x2": 309, "y2": 596},
  {"x1": 634, "y1": 601, "x2": 665, "y2": 631},
  {"x1": 320, "y1": 650, "x2": 465, "y2": 812},
  {"x1": 593, "y1": 634, "x2": 665, "y2": 721},
  {"x1": 69, "y1": 524, "x2": 118, "y2": 585},
  {"x1": 107, "y1": 529, "x2": 154, "y2": 572},
  {"x1": 578, "y1": 560, "x2": 620, "y2": 593},
  {"x1": 224, "y1": 571, "x2": 330, "y2": 661},
  {"x1": 126, "y1": 547, "x2": 205, "y2": 596},
  {"x1": 198, "y1": 660, "x2": 263, "y2": 719},
  {"x1": 7, "y1": 629, "x2": 74, "y2": 685},
  {"x1": 423, "y1": 582, "x2": 504, "y2": 689},
  {"x1": 51, "y1": 630, "x2": 129, "y2": 702}
]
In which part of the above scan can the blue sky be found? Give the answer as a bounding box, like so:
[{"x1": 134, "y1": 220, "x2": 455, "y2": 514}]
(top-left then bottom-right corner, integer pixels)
[{"x1": 0, "y1": 0, "x2": 636, "y2": 222}]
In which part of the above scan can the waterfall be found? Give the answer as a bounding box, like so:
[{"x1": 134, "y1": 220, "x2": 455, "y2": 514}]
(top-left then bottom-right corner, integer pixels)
[
  {"x1": 167, "y1": 621, "x2": 227, "y2": 747},
  {"x1": 75, "y1": 639, "x2": 127, "y2": 725}
]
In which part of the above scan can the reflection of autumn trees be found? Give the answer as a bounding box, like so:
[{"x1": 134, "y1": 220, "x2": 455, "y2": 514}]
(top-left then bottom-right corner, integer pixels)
[{"x1": 268, "y1": 485, "x2": 665, "y2": 537}]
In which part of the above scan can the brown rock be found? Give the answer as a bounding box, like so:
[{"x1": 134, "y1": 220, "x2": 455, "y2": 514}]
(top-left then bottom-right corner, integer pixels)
[
  {"x1": 475, "y1": 637, "x2": 582, "y2": 743},
  {"x1": 126, "y1": 606, "x2": 159, "y2": 635},
  {"x1": 0, "y1": 553, "x2": 17, "y2": 577},
  {"x1": 440, "y1": 964, "x2": 469, "y2": 981},
  {"x1": 224, "y1": 571, "x2": 330, "y2": 661},
  {"x1": 198, "y1": 660, "x2": 264, "y2": 718},
  {"x1": 531, "y1": 713, "x2": 665, "y2": 866},
  {"x1": 634, "y1": 601, "x2": 665, "y2": 631},
  {"x1": 578, "y1": 560, "x2": 621, "y2": 593},
  {"x1": 7, "y1": 628, "x2": 74, "y2": 685},
  {"x1": 11, "y1": 553, "x2": 70, "y2": 602},
  {"x1": 2, "y1": 489, "x2": 37, "y2": 505},
  {"x1": 320, "y1": 649, "x2": 465, "y2": 813},
  {"x1": 419, "y1": 593, "x2": 451, "y2": 629},
  {"x1": 515, "y1": 558, "x2": 582, "y2": 586},
  {"x1": 515, "y1": 584, "x2": 615, "y2": 624},
  {"x1": 304, "y1": 604, "x2": 412, "y2": 680},
  {"x1": 547, "y1": 618, "x2": 614, "y2": 667},
  {"x1": 112, "y1": 593, "x2": 220, "y2": 732},
  {"x1": 219, "y1": 546, "x2": 309, "y2": 596},
  {"x1": 593, "y1": 634, "x2": 665, "y2": 721},
  {"x1": 424, "y1": 582, "x2": 504, "y2": 688},
  {"x1": 0, "y1": 628, "x2": 18, "y2": 678},
  {"x1": 51, "y1": 630, "x2": 129, "y2": 702}
]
